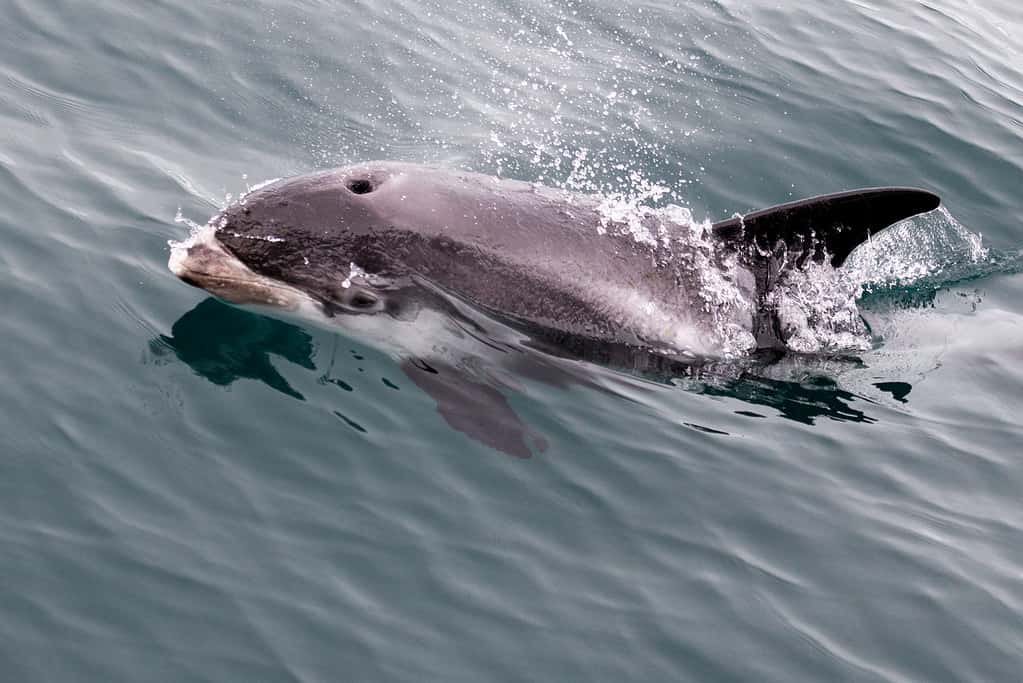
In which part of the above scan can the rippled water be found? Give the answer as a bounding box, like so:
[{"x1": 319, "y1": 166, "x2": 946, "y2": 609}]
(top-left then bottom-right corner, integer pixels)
[{"x1": 2, "y1": 0, "x2": 1023, "y2": 680}]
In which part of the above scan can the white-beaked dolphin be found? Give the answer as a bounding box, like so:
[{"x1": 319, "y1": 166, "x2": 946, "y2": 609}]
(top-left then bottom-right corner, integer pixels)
[{"x1": 169, "y1": 162, "x2": 939, "y2": 456}]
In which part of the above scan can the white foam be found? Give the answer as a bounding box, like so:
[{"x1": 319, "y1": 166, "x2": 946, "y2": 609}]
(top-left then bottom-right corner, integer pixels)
[
  {"x1": 340, "y1": 262, "x2": 368, "y2": 289},
  {"x1": 589, "y1": 199, "x2": 758, "y2": 357},
  {"x1": 168, "y1": 211, "x2": 210, "y2": 275},
  {"x1": 845, "y1": 206, "x2": 988, "y2": 291}
]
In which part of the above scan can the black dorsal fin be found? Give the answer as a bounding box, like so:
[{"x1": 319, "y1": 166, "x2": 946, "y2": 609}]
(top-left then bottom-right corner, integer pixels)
[
  {"x1": 712, "y1": 187, "x2": 941, "y2": 349},
  {"x1": 711, "y1": 187, "x2": 940, "y2": 267}
]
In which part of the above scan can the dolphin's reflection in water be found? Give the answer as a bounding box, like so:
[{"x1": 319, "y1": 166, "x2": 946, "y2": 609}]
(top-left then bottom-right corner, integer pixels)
[
  {"x1": 153, "y1": 298, "x2": 909, "y2": 456},
  {"x1": 519, "y1": 328, "x2": 907, "y2": 427},
  {"x1": 696, "y1": 374, "x2": 878, "y2": 425},
  {"x1": 151, "y1": 298, "x2": 315, "y2": 400}
]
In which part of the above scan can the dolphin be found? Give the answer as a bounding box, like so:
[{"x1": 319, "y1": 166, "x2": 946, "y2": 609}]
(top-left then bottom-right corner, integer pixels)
[{"x1": 168, "y1": 162, "x2": 939, "y2": 455}]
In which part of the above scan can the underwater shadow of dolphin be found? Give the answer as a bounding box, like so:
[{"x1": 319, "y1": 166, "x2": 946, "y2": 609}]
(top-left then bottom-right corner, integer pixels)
[
  {"x1": 151, "y1": 297, "x2": 550, "y2": 456},
  {"x1": 153, "y1": 298, "x2": 898, "y2": 454},
  {"x1": 150, "y1": 297, "x2": 315, "y2": 400}
]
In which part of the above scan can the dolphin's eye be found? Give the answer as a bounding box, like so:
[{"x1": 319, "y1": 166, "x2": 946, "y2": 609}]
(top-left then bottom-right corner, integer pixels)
[
  {"x1": 347, "y1": 178, "x2": 374, "y2": 195},
  {"x1": 349, "y1": 290, "x2": 378, "y2": 308}
]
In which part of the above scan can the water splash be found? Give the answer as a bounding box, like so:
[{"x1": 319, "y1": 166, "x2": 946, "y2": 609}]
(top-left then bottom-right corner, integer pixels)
[
  {"x1": 173, "y1": 185, "x2": 289, "y2": 250},
  {"x1": 768, "y1": 261, "x2": 871, "y2": 353},
  {"x1": 622, "y1": 202, "x2": 999, "y2": 356},
  {"x1": 240, "y1": 176, "x2": 283, "y2": 201},
  {"x1": 845, "y1": 207, "x2": 988, "y2": 292},
  {"x1": 766, "y1": 207, "x2": 996, "y2": 353},
  {"x1": 168, "y1": 208, "x2": 206, "y2": 252},
  {"x1": 173, "y1": 208, "x2": 206, "y2": 236},
  {"x1": 593, "y1": 173, "x2": 670, "y2": 242},
  {"x1": 590, "y1": 198, "x2": 758, "y2": 358}
]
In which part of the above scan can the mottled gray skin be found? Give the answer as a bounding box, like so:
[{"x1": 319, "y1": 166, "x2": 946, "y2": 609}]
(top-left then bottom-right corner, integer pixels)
[{"x1": 206, "y1": 162, "x2": 718, "y2": 349}]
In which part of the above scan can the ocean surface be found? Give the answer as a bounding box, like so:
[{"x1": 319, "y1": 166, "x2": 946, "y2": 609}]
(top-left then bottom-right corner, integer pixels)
[{"x1": 2, "y1": 0, "x2": 1022, "y2": 680}]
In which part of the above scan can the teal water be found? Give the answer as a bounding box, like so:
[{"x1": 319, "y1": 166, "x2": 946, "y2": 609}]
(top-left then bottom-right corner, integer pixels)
[{"x1": 3, "y1": 0, "x2": 1023, "y2": 680}]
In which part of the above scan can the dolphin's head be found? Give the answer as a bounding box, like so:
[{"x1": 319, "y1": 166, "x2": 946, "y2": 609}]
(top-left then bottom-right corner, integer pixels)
[{"x1": 169, "y1": 164, "x2": 432, "y2": 322}]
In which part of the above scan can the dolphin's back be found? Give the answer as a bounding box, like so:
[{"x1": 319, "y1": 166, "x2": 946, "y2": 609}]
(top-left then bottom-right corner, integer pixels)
[{"x1": 362, "y1": 166, "x2": 688, "y2": 345}]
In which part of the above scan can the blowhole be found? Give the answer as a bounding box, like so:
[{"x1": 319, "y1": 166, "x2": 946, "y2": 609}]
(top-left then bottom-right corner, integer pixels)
[{"x1": 347, "y1": 178, "x2": 374, "y2": 195}]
